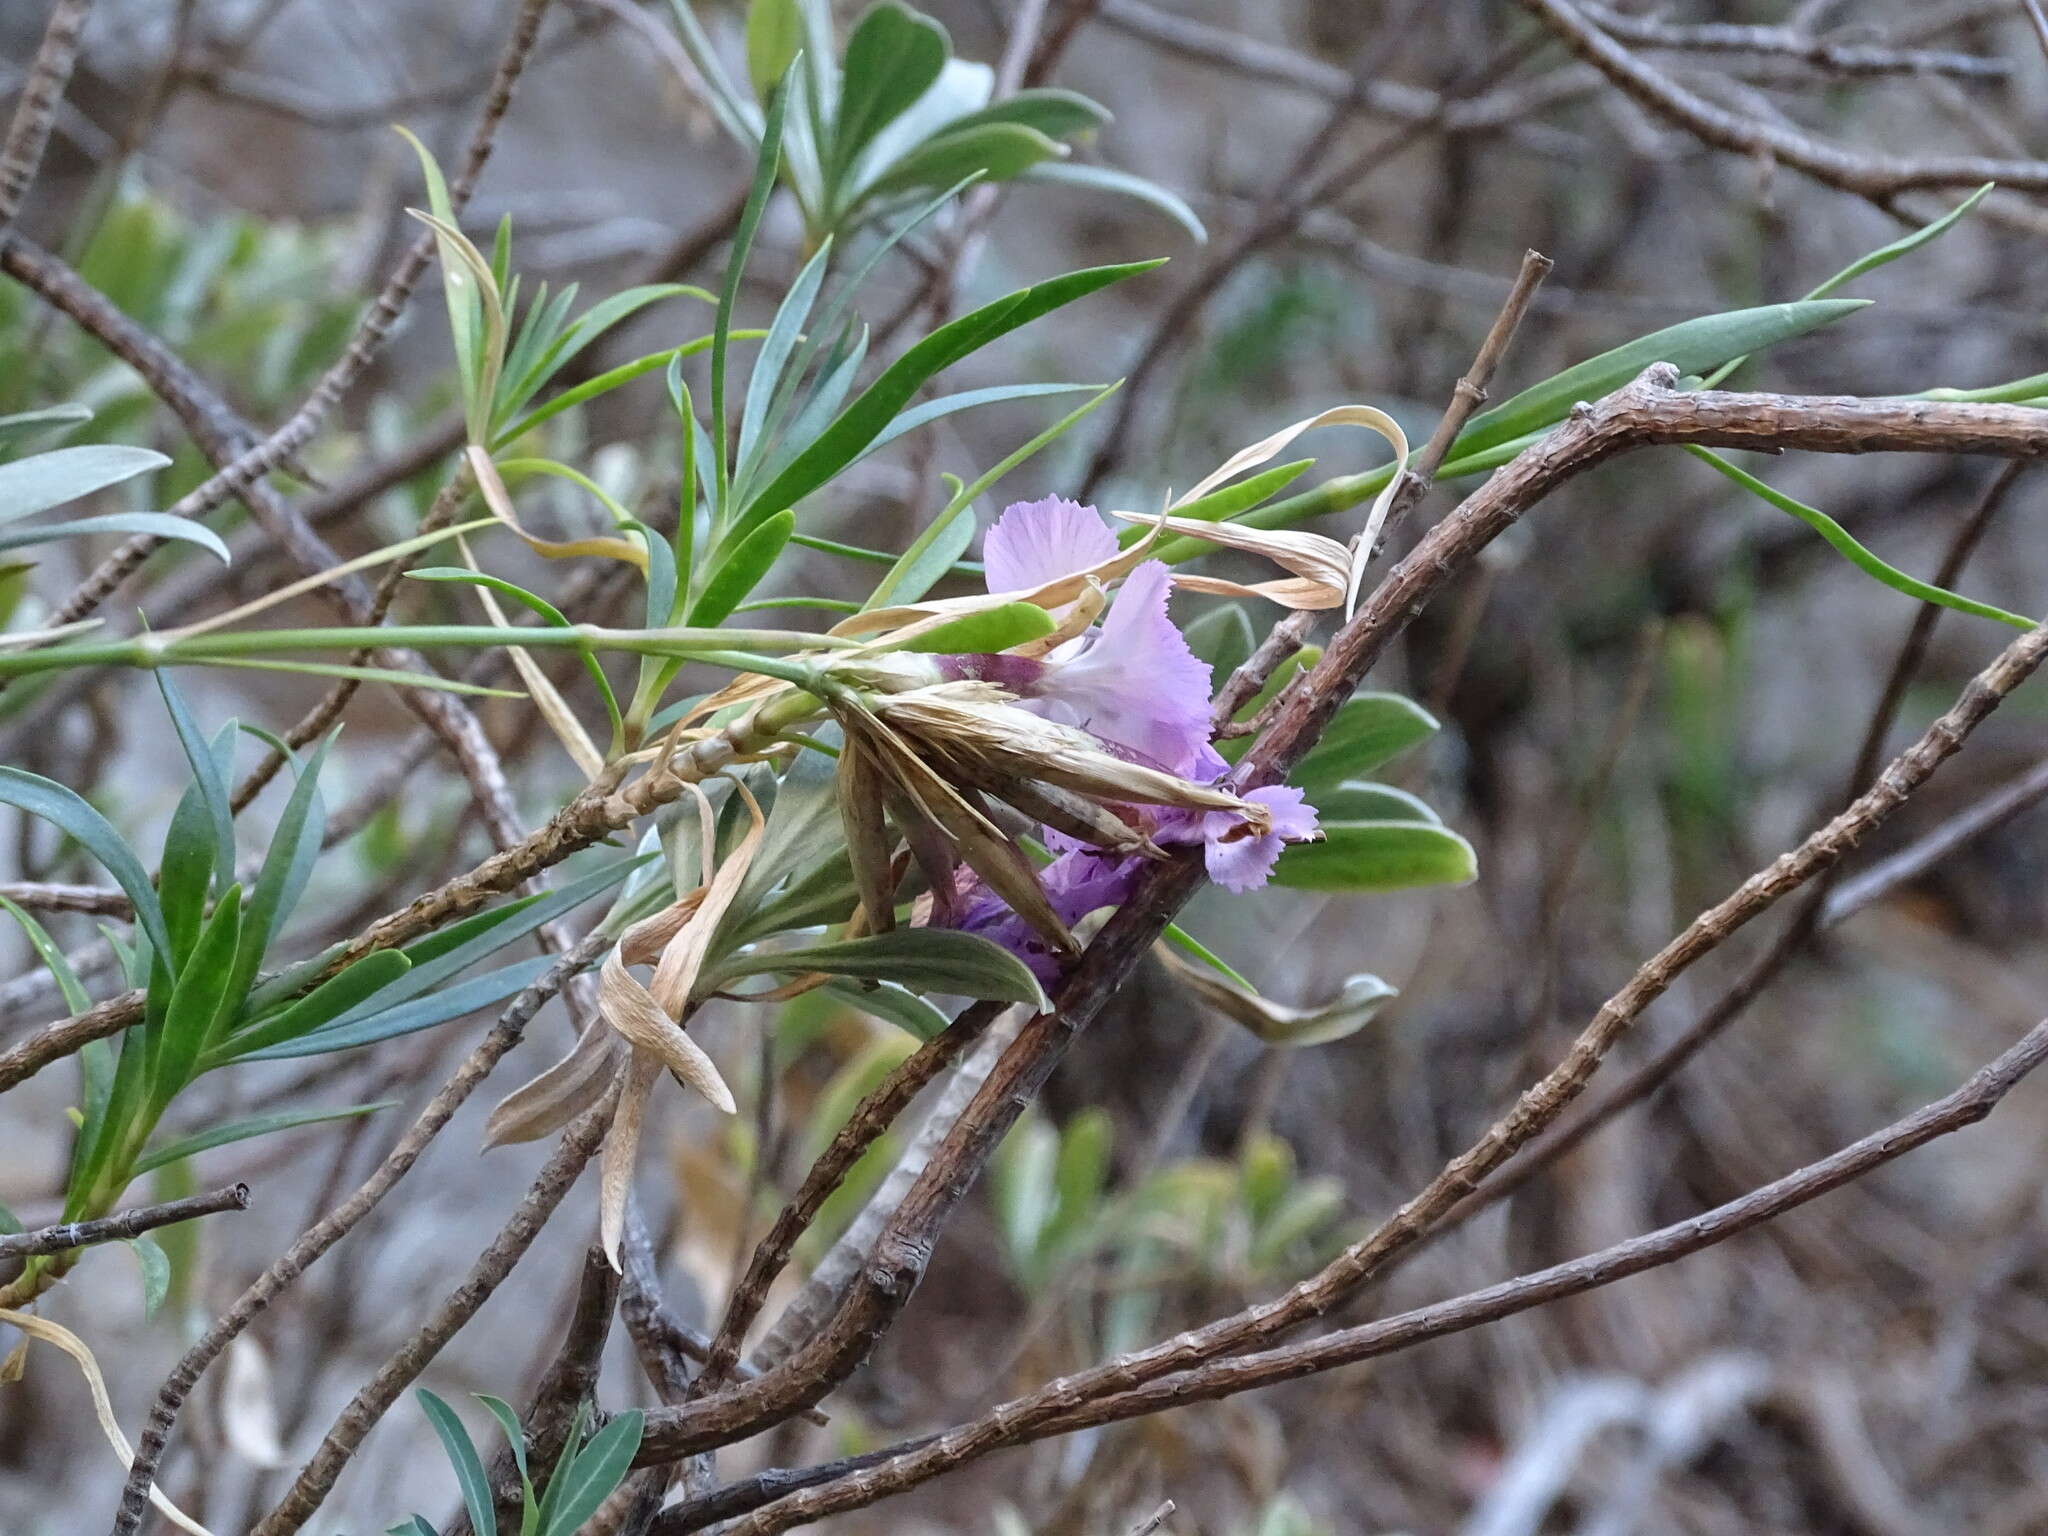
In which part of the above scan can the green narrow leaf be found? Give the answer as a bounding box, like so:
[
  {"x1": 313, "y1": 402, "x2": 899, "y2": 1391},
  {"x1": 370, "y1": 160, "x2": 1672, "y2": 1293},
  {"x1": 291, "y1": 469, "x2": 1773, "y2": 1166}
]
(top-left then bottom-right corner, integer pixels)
[
  {"x1": 710, "y1": 928, "x2": 1049, "y2": 1011},
  {"x1": 889, "y1": 601, "x2": 1055, "y2": 654},
  {"x1": 125, "y1": 1234, "x2": 170, "y2": 1320},
  {"x1": 859, "y1": 381, "x2": 1102, "y2": 461},
  {"x1": 1159, "y1": 922, "x2": 1252, "y2": 991},
  {"x1": 691, "y1": 509, "x2": 796, "y2": 626},
  {"x1": 417, "y1": 1390, "x2": 497, "y2": 1536},
  {"x1": 475, "y1": 1393, "x2": 530, "y2": 1482},
  {"x1": 234, "y1": 731, "x2": 333, "y2": 999},
  {"x1": 1018, "y1": 159, "x2": 1207, "y2": 242},
  {"x1": 1454, "y1": 300, "x2": 1870, "y2": 460},
  {"x1": 866, "y1": 381, "x2": 1122, "y2": 610},
  {"x1": 207, "y1": 950, "x2": 413, "y2": 1066},
  {"x1": 243, "y1": 954, "x2": 557, "y2": 1060},
  {"x1": 150, "y1": 887, "x2": 243, "y2": 1106},
  {"x1": 0, "y1": 511, "x2": 230, "y2": 561},
  {"x1": 735, "y1": 239, "x2": 834, "y2": 493},
  {"x1": 740, "y1": 262, "x2": 1161, "y2": 532},
  {"x1": 0, "y1": 402, "x2": 92, "y2": 451},
  {"x1": 133, "y1": 1101, "x2": 396, "y2": 1176},
  {"x1": 712, "y1": 72, "x2": 794, "y2": 522},
  {"x1": 1129, "y1": 460, "x2": 1315, "y2": 555},
  {"x1": 1288, "y1": 693, "x2": 1440, "y2": 789},
  {"x1": 820, "y1": 978, "x2": 951, "y2": 1041},
  {"x1": 0, "y1": 766, "x2": 170, "y2": 959},
  {"x1": 1689, "y1": 447, "x2": 2033, "y2": 631},
  {"x1": 156, "y1": 672, "x2": 237, "y2": 897},
  {"x1": 0, "y1": 444, "x2": 169, "y2": 526},
  {"x1": 537, "y1": 1409, "x2": 643, "y2": 1536},
  {"x1": 1273, "y1": 821, "x2": 1478, "y2": 892},
  {"x1": 1701, "y1": 185, "x2": 1990, "y2": 391},
  {"x1": 0, "y1": 893, "x2": 90, "y2": 1012}
]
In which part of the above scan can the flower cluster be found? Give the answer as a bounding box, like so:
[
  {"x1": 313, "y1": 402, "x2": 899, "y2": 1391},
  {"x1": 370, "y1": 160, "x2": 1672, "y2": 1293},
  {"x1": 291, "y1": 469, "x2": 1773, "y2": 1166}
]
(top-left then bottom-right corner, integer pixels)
[{"x1": 916, "y1": 496, "x2": 1321, "y2": 979}]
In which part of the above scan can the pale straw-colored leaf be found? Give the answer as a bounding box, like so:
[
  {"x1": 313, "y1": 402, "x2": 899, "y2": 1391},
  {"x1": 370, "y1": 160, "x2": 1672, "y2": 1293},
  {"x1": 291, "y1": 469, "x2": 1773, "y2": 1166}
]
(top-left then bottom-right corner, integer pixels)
[
  {"x1": 1132, "y1": 403, "x2": 1411, "y2": 620},
  {"x1": 649, "y1": 779, "x2": 765, "y2": 1015},
  {"x1": 0, "y1": 1307, "x2": 217, "y2": 1536},
  {"x1": 1161, "y1": 947, "x2": 1399, "y2": 1047},
  {"x1": 1111, "y1": 508, "x2": 1351, "y2": 609},
  {"x1": 599, "y1": 949, "x2": 736, "y2": 1113},
  {"x1": 832, "y1": 522, "x2": 1162, "y2": 642},
  {"x1": 169, "y1": 517, "x2": 499, "y2": 639},
  {"x1": 467, "y1": 444, "x2": 649, "y2": 569},
  {"x1": 876, "y1": 685, "x2": 1254, "y2": 817},
  {"x1": 845, "y1": 705, "x2": 1076, "y2": 955},
  {"x1": 455, "y1": 530, "x2": 605, "y2": 779},
  {"x1": 599, "y1": 1050, "x2": 661, "y2": 1268},
  {"x1": 618, "y1": 887, "x2": 706, "y2": 966},
  {"x1": 482, "y1": 1018, "x2": 625, "y2": 1149}
]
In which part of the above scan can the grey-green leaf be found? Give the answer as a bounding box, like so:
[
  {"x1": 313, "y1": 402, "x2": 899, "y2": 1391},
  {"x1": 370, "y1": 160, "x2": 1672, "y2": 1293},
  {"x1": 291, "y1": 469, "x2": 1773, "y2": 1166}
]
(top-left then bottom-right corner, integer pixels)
[
  {"x1": 417, "y1": 1390, "x2": 497, "y2": 1536},
  {"x1": 1290, "y1": 694, "x2": 1439, "y2": 789},
  {"x1": 712, "y1": 928, "x2": 1048, "y2": 1011},
  {"x1": 0, "y1": 766, "x2": 171, "y2": 959},
  {"x1": 0, "y1": 444, "x2": 168, "y2": 526},
  {"x1": 1453, "y1": 299, "x2": 1869, "y2": 460},
  {"x1": 1272, "y1": 821, "x2": 1477, "y2": 893}
]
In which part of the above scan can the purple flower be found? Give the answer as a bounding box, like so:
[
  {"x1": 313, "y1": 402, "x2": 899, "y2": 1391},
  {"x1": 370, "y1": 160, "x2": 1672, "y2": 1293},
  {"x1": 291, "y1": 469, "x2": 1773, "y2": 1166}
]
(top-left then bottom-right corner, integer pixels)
[
  {"x1": 1197, "y1": 784, "x2": 1319, "y2": 892},
  {"x1": 982, "y1": 495, "x2": 1118, "y2": 592},
  {"x1": 959, "y1": 498, "x2": 1215, "y2": 770},
  {"x1": 933, "y1": 495, "x2": 1323, "y2": 976},
  {"x1": 956, "y1": 845, "x2": 1143, "y2": 982}
]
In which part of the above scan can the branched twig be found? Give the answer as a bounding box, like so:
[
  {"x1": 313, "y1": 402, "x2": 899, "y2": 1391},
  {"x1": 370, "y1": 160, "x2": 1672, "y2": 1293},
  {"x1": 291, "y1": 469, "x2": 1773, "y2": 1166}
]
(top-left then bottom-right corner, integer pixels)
[
  {"x1": 250, "y1": 1077, "x2": 622, "y2": 1536},
  {"x1": 44, "y1": 0, "x2": 553, "y2": 631},
  {"x1": 716, "y1": 1014, "x2": 2048, "y2": 1530},
  {"x1": 1450, "y1": 459, "x2": 2031, "y2": 1217},
  {"x1": 1519, "y1": 0, "x2": 2048, "y2": 198},
  {"x1": 109, "y1": 933, "x2": 606, "y2": 1536},
  {"x1": 631, "y1": 368, "x2": 2048, "y2": 1464},
  {"x1": 0, "y1": 1182, "x2": 247, "y2": 1259}
]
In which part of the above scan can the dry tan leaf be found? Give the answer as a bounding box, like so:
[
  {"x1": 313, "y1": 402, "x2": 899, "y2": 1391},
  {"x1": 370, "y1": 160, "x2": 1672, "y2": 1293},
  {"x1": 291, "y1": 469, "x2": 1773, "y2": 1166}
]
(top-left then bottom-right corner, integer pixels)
[
  {"x1": 482, "y1": 1020, "x2": 625, "y2": 1149},
  {"x1": 468, "y1": 445, "x2": 649, "y2": 569},
  {"x1": 649, "y1": 779, "x2": 765, "y2": 1015},
  {"x1": 599, "y1": 1051, "x2": 661, "y2": 1268},
  {"x1": 619, "y1": 888, "x2": 707, "y2": 966},
  {"x1": 837, "y1": 736, "x2": 899, "y2": 933},
  {"x1": 847, "y1": 708, "x2": 1076, "y2": 955},
  {"x1": 598, "y1": 949, "x2": 736, "y2": 1114},
  {"x1": 455, "y1": 531, "x2": 605, "y2": 779},
  {"x1": 1112, "y1": 509, "x2": 1352, "y2": 610},
  {"x1": 831, "y1": 521, "x2": 1162, "y2": 642},
  {"x1": 0, "y1": 1307, "x2": 217, "y2": 1536}
]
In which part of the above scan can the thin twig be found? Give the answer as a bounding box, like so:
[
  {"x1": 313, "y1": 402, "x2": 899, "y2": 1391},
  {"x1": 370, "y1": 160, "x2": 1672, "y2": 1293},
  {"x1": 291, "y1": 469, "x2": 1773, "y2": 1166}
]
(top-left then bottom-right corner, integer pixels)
[
  {"x1": 44, "y1": 0, "x2": 553, "y2": 632},
  {"x1": 0, "y1": 0, "x2": 94, "y2": 229},
  {"x1": 109, "y1": 932, "x2": 606, "y2": 1536},
  {"x1": 717, "y1": 1014, "x2": 2048, "y2": 1531},
  {"x1": 633, "y1": 368, "x2": 2048, "y2": 1466},
  {"x1": 250, "y1": 1077, "x2": 622, "y2": 1536},
  {"x1": 0, "y1": 1183, "x2": 247, "y2": 1259}
]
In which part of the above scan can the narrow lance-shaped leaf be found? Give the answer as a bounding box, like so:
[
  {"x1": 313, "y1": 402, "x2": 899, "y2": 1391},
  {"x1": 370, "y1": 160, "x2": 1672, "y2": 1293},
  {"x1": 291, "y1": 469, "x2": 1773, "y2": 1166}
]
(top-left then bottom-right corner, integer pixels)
[
  {"x1": 416, "y1": 1390, "x2": 497, "y2": 1536},
  {"x1": 0, "y1": 766, "x2": 171, "y2": 959}
]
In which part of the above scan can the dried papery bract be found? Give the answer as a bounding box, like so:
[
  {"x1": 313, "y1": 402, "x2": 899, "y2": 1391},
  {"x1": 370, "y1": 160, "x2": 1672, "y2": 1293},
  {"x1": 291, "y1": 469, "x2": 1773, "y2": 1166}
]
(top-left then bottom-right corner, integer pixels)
[
  {"x1": 592, "y1": 778, "x2": 767, "y2": 1265},
  {"x1": 1115, "y1": 508, "x2": 1353, "y2": 610},
  {"x1": 1116, "y1": 402, "x2": 1410, "y2": 616}
]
